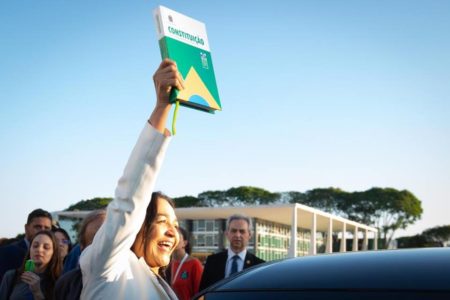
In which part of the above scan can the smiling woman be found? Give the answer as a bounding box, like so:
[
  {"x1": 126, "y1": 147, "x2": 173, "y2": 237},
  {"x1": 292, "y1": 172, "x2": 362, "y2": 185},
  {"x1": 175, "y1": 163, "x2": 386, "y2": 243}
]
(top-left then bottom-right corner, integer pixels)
[
  {"x1": 0, "y1": 230, "x2": 62, "y2": 300},
  {"x1": 132, "y1": 192, "x2": 180, "y2": 276}
]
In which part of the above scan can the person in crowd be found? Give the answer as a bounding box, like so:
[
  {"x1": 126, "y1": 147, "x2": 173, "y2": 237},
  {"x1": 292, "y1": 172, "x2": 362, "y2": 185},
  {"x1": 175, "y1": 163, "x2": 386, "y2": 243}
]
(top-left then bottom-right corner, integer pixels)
[
  {"x1": 0, "y1": 230, "x2": 62, "y2": 299},
  {"x1": 54, "y1": 209, "x2": 106, "y2": 300},
  {"x1": 53, "y1": 228, "x2": 72, "y2": 264},
  {"x1": 79, "y1": 59, "x2": 184, "y2": 299},
  {"x1": 167, "y1": 227, "x2": 203, "y2": 300},
  {"x1": 0, "y1": 238, "x2": 12, "y2": 247},
  {"x1": 62, "y1": 209, "x2": 107, "y2": 274},
  {"x1": 61, "y1": 243, "x2": 81, "y2": 274},
  {"x1": 199, "y1": 214, "x2": 265, "y2": 291},
  {"x1": 0, "y1": 209, "x2": 53, "y2": 282}
]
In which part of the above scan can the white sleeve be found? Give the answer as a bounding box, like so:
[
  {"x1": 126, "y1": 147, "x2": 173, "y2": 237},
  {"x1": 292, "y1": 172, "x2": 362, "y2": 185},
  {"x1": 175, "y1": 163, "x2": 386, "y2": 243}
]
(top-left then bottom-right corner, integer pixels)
[{"x1": 80, "y1": 122, "x2": 171, "y2": 279}]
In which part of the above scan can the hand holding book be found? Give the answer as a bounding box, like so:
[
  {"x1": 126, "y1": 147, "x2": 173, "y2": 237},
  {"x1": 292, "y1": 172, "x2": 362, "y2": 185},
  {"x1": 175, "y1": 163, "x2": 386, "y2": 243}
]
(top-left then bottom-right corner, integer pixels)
[
  {"x1": 153, "y1": 59, "x2": 185, "y2": 106},
  {"x1": 150, "y1": 59, "x2": 185, "y2": 135}
]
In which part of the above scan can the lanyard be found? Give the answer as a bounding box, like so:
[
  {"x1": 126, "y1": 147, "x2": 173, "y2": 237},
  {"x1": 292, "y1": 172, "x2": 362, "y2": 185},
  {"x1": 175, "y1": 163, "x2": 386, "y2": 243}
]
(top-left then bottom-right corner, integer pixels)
[{"x1": 171, "y1": 253, "x2": 188, "y2": 285}]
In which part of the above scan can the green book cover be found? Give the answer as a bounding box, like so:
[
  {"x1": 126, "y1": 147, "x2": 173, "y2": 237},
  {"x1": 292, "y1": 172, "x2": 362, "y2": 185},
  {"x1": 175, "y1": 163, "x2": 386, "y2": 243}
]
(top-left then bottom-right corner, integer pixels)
[{"x1": 153, "y1": 5, "x2": 221, "y2": 113}]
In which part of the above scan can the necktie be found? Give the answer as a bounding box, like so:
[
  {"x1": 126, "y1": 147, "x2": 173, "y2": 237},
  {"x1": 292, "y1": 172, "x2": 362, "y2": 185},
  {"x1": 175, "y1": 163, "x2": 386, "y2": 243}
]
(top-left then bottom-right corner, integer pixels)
[{"x1": 230, "y1": 255, "x2": 239, "y2": 276}]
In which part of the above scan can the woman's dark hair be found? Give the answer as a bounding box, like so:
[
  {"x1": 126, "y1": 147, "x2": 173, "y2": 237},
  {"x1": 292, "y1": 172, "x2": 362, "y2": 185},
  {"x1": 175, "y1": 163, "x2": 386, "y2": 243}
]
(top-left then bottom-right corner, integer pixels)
[
  {"x1": 139, "y1": 191, "x2": 175, "y2": 278},
  {"x1": 53, "y1": 227, "x2": 73, "y2": 253},
  {"x1": 18, "y1": 230, "x2": 62, "y2": 299},
  {"x1": 178, "y1": 227, "x2": 192, "y2": 255}
]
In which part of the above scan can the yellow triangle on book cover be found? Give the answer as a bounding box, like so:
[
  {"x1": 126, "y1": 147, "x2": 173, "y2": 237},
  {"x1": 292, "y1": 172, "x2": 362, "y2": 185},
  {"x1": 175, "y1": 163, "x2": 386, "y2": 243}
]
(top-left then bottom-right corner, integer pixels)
[{"x1": 178, "y1": 67, "x2": 221, "y2": 110}]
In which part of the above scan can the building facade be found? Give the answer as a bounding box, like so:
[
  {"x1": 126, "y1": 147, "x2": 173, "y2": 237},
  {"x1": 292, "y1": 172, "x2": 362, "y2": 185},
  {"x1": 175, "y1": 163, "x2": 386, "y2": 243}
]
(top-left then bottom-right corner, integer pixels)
[
  {"x1": 54, "y1": 203, "x2": 378, "y2": 262},
  {"x1": 181, "y1": 217, "x2": 325, "y2": 262}
]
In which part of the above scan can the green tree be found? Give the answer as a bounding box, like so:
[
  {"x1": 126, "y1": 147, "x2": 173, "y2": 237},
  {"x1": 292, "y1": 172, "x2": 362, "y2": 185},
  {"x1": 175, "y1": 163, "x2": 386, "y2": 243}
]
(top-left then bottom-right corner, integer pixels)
[
  {"x1": 397, "y1": 224, "x2": 449, "y2": 248},
  {"x1": 288, "y1": 187, "x2": 422, "y2": 249},
  {"x1": 226, "y1": 186, "x2": 280, "y2": 205},
  {"x1": 396, "y1": 234, "x2": 429, "y2": 248},
  {"x1": 335, "y1": 188, "x2": 422, "y2": 248},
  {"x1": 422, "y1": 225, "x2": 450, "y2": 246},
  {"x1": 197, "y1": 186, "x2": 280, "y2": 207},
  {"x1": 197, "y1": 190, "x2": 228, "y2": 207},
  {"x1": 289, "y1": 187, "x2": 347, "y2": 215},
  {"x1": 173, "y1": 196, "x2": 201, "y2": 208},
  {"x1": 66, "y1": 197, "x2": 113, "y2": 211}
]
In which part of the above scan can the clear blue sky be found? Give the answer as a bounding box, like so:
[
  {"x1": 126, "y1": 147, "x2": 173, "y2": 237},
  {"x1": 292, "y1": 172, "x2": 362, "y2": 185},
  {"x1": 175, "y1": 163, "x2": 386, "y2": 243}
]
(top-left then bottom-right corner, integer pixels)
[{"x1": 1, "y1": 0, "x2": 449, "y2": 239}]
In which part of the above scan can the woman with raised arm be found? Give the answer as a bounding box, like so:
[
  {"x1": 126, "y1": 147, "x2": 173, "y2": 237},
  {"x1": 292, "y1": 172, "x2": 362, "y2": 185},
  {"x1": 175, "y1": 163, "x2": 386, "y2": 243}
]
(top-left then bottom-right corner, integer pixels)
[{"x1": 80, "y1": 59, "x2": 185, "y2": 299}]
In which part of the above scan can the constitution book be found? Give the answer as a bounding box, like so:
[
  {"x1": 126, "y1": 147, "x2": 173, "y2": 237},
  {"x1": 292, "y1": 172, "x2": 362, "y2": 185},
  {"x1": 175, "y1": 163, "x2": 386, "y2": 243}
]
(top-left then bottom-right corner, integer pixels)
[{"x1": 153, "y1": 5, "x2": 221, "y2": 113}]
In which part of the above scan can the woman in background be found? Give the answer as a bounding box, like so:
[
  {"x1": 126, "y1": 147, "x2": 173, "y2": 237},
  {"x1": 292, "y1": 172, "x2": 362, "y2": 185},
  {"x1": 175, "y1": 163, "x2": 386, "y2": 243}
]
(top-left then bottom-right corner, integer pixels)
[
  {"x1": 53, "y1": 227, "x2": 72, "y2": 264},
  {"x1": 168, "y1": 227, "x2": 204, "y2": 300},
  {"x1": 0, "y1": 230, "x2": 62, "y2": 299}
]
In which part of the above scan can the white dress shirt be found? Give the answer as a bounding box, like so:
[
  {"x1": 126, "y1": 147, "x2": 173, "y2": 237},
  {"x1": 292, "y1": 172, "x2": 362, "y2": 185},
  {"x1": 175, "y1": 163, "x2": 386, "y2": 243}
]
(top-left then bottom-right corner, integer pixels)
[{"x1": 225, "y1": 248, "x2": 247, "y2": 278}]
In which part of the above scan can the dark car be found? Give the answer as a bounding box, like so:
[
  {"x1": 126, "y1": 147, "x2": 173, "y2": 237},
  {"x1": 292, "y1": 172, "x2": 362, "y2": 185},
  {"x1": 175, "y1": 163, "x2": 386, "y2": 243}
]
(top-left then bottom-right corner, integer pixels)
[{"x1": 194, "y1": 248, "x2": 450, "y2": 300}]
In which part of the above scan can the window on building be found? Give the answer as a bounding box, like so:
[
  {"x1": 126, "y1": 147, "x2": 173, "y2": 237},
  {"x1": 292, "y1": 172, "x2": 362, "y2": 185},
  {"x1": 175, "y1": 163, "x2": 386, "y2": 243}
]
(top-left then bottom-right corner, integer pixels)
[
  {"x1": 198, "y1": 220, "x2": 205, "y2": 231},
  {"x1": 206, "y1": 235, "x2": 213, "y2": 246},
  {"x1": 206, "y1": 220, "x2": 214, "y2": 231},
  {"x1": 214, "y1": 220, "x2": 221, "y2": 231},
  {"x1": 197, "y1": 234, "x2": 205, "y2": 247}
]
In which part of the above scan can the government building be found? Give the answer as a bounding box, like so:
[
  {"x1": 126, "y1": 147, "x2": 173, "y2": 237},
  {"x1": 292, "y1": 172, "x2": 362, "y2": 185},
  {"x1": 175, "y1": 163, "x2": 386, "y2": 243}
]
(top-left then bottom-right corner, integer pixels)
[{"x1": 54, "y1": 203, "x2": 378, "y2": 262}]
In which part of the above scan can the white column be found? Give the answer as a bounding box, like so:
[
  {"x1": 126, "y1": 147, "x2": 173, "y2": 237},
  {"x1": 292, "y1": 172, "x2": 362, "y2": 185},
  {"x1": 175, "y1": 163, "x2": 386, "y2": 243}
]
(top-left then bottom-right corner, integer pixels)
[
  {"x1": 309, "y1": 213, "x2": 317, "y2": 256},
  {"x1": 326, "y1": 217, "x2": 333, "y2": 253},
  {"x1": 374, "y1": 231, "x2": 378, "y2": 250},
  {"x1": 340, "y1": 223, "x2": 347, "y2": 252},
  {"x1": 363, "y1": 229, "x2": 369, "y2": 251},
  {"x1": 288, "y1": 204, "x2": 298, "y2": 258},
  {"x1": 352, "y1": 226, "x2": 358, "y2": 252}
]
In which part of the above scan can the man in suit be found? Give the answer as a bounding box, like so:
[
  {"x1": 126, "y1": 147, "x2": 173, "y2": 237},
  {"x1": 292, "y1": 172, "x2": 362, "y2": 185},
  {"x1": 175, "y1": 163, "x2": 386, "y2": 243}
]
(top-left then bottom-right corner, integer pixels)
[
  {"x1": 199, "y1": 214, "x2": 265, "y2": 291},
  {"x1": 0, "y1": 208, "x2": 53, "y2": 282}
]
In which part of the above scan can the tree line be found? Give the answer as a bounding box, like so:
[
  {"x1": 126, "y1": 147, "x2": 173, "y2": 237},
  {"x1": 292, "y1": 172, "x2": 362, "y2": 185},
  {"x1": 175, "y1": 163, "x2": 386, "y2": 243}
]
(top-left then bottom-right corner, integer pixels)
[{"x1": 397, "y1": 225, "x2": 450, "y2": 248}]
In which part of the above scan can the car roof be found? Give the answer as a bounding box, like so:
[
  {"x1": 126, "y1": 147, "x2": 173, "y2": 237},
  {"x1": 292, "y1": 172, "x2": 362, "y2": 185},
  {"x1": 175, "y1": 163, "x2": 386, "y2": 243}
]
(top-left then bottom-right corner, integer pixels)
[{"x1": 212, "y1": 248, "x2": 450, "y2": 292}]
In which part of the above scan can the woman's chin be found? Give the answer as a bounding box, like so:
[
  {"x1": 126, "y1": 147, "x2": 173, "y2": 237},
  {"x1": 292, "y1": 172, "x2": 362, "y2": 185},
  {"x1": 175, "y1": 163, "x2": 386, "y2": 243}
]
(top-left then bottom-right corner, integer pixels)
[
  {"x1": 31, "y1": 257, "x2": 42, "y2": 264},
  {"x1": 158, "y1": 258, "x2": 171, "y2": 268},
  {"x1": 32, "y1": 261, "x2": 45, "y2": 271}
]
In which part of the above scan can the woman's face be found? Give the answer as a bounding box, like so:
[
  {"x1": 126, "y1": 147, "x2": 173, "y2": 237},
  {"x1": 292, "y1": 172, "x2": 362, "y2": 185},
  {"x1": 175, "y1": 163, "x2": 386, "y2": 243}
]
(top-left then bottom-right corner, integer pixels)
[
  {"x1": 55, "y1": 231, "x2": 69, "y2": 259},
  {"x1": 142, "y1": 197, "x2": 180, "y2": 272},
  {"x1": 30, "y1": 234, "x2": 54, "y2": 270}
]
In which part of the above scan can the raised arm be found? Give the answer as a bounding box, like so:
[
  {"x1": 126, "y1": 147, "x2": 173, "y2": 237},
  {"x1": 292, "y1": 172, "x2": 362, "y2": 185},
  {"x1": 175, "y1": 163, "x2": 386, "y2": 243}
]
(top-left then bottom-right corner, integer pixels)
[{"x1": 80, "y1": 59, "x2": 183, "y2": 281}]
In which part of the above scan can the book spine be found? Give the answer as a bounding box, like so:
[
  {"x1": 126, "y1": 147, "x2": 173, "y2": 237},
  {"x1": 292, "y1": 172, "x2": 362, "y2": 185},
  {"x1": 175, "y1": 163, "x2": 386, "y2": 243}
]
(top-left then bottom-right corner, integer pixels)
[{"x1": 158, "y1": 38, "x2": 169, "y2": 60}]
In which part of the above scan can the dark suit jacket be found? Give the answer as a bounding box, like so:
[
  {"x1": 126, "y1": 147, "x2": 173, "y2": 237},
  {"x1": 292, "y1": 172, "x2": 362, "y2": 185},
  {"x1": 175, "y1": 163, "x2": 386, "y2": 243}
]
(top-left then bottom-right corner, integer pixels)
[
  {"x1": 0, "y1": 239, "x2": 27, "y2": 283},
  {"x1": 199, "y1": 250, "x2": 265, "y2": 291}
]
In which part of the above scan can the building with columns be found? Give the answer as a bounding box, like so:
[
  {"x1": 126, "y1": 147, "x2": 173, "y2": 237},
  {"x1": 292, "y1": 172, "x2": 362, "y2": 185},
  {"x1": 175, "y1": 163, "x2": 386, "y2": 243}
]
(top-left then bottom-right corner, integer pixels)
[
  {"x1": 176, "y1": 203, "x2": 378, "y2": 261},
  {"x1": 53, "y1": 203, "x2": 378, "y2": 262}
]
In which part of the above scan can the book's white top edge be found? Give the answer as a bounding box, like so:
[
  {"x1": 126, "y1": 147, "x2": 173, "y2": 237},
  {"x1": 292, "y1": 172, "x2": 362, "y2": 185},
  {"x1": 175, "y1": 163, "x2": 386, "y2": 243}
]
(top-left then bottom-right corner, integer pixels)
[{"x1": 153, "y1": 5, "x2": 210, "y2": 51}]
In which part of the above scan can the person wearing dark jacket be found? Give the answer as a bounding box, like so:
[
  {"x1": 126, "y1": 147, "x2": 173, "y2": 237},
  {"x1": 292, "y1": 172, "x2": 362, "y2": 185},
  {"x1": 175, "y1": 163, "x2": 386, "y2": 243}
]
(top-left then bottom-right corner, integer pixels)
[
  {"x1": 0, "y1": 209, "x2": 52, "y2": 283},
  {"x1": 199, "y1": 214, "x2": 265, "y2": 291}
]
